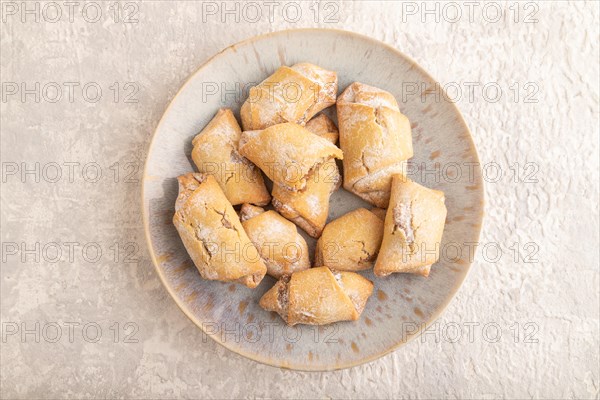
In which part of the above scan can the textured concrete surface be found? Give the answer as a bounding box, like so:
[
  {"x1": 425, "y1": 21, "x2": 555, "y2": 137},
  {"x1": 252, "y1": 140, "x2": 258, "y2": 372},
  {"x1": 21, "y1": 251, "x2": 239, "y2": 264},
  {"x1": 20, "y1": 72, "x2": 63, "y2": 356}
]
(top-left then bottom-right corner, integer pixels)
[{"x1": 1, "y1": 1, "x2": 599, "y2": 399}]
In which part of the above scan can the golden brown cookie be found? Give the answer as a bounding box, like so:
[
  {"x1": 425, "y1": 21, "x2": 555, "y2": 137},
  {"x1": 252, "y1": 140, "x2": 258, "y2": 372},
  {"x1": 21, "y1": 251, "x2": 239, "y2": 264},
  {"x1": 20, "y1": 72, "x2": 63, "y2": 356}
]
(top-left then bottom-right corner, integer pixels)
[
  {"x1": 374, "y1": 175, "x2": 447, "y2": 277},
  {"x1": 337, "y1": 82, "x2": 413, "y2": 207},
  {"x1": 259, "y1": 267, "x2": 373, "y2": 326},
  {"x1": 271, "y1": 159, "x2": 340, "y2": 238},
  {"x1": 172, "y1": 173, "x2": 267, "y2": 288},
  {"x1": 268, "y1": 115, "x2": 341, "y2": 237},
  {"x1": 315, "y1": 208, "x2": 384, "y2": 271},
  {"x1": 241, "y1": 63, "x2": 337, "y2": 130},
  {"x1": 239, "y1": 122, "x2": 343, "y2": 192},
  {"x1": 240, "y1": 205, "x2": 310, "y2": 279},
  {"x1": 191, "y1": 109, "x2": 270, "y2": 206}
]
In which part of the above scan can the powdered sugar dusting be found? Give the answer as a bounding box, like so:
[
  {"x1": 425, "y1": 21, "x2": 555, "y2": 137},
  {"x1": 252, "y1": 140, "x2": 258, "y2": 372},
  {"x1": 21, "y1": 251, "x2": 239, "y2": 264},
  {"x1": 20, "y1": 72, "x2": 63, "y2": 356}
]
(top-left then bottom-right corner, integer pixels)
[{"x1": 393, "y1": 202, "x2": 414, "y2": 243}]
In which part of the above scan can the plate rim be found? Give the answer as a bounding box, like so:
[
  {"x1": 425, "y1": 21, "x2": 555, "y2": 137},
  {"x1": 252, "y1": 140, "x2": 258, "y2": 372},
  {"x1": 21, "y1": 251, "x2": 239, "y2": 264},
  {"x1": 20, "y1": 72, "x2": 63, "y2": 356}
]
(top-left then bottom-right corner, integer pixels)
[{"x1": 141, "y1": 27, "x2": 485, "y2": 371}]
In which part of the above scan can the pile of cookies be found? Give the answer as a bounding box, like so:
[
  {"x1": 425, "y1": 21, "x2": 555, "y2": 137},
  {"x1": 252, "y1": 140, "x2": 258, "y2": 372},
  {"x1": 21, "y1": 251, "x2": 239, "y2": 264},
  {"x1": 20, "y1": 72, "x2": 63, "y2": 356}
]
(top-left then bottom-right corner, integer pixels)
[{"x1": 173, "y1": 63, "x2": 447, "y2": 326}]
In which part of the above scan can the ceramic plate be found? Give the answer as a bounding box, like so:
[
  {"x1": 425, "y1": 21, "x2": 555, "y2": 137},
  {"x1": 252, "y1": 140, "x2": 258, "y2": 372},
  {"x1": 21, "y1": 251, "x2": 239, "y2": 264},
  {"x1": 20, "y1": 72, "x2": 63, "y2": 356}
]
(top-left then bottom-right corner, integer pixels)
[{"x1": 142, "y1": 29, "x2": 484, "y2": 371}]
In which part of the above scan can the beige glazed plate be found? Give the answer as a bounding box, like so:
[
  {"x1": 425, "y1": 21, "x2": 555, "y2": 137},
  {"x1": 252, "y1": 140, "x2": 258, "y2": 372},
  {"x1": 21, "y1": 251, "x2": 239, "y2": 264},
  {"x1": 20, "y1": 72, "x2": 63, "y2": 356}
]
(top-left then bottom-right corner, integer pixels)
[{"x1": 142, "y1": 29, "x2": 484, "y2": 371}]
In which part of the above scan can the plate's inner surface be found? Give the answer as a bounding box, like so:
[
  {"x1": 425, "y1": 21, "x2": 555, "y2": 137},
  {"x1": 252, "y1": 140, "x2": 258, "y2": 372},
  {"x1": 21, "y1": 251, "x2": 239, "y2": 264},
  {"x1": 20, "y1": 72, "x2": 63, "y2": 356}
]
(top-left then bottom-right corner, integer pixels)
[{"x1": 143, "y1": 30, "x2": 483, "y2": 370}]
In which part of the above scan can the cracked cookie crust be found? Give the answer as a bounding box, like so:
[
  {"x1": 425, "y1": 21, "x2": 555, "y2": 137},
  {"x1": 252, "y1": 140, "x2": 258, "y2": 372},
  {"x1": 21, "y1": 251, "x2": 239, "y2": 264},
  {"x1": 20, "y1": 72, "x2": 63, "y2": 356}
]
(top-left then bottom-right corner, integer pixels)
[
  {"x1": 173, "y1": 173, "x2": 267, "y2": 288},
  {"x1": 315, "y1": 208, "x2": 384, "y2": 271}
]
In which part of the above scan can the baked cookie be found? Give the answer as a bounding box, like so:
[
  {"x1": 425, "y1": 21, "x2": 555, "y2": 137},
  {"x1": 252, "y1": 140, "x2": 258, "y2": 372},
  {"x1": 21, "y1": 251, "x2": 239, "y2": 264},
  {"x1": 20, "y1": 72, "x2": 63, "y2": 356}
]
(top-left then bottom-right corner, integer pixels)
[
  {"x1": 191, "y1": 109, "x2": 270, "y2": 206},
  {"x1": 238, "y1": 122, "x2": 343, "y2": 192},
  {"x1": 172, "y1": 173, "x2": 267, "y2": 288},
  {"x1": 374, "y1": 175, "x2": 447, "y2": 277},
  {"x1": 259, "y1": 267, "x2": 373, "y2": 326},
  {"x1": 240, "y1": 204, "x2": 310, "y2": 279},
  {"x1": 271, "y1": 159, "x2": 340, "y2": 238},
  {"x1": 241, "y1": 63, "x2": 337, "y2": 130},
  {"x1": 315, "y1": 208, "x2": 384, "y2": 271},
  {"x1": 337, "y1": 82, "x2": 413, "y2": 207},
  {"x1": 270, "y1": 115, "x2": 341, "y2": 238}
]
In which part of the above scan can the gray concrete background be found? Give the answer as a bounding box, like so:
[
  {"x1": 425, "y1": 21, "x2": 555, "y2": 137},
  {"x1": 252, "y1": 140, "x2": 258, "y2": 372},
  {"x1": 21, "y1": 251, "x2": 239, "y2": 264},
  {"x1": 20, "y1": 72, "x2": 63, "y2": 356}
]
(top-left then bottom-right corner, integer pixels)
[{"x1": 1, "y1": 1, "x2": 599, "y2": 399}]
